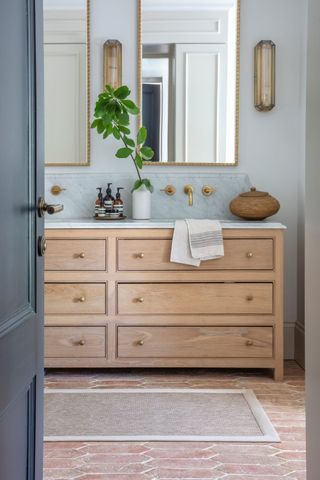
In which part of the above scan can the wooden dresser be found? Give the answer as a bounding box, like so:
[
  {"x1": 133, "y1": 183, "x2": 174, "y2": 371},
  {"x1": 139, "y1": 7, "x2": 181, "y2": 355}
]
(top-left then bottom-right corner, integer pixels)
[{"x1": 44, "y1": 224, "x2": 285, "y2": 380}]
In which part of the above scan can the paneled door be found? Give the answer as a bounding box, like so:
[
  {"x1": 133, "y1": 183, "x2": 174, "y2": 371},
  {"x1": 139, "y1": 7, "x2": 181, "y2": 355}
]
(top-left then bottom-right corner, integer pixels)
[
  {"x1": 175, "y1": 44, "x2": 227, "y2": 163},
  {"x1": 0, "y1": 0, "x2": 44, "y2": 479}
]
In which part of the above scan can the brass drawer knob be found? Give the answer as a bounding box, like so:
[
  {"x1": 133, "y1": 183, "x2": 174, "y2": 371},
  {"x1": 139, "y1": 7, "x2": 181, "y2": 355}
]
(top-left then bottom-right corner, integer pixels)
[
  {"x1": 247, "y1": 252, "x2": 254, "y2": 258},
  {"x1": 137, "y1": 252, "x2": 144, "y2": 259},
  {"x1": 79, "y1": 339, "x2": 86, "y2": 346},
  {"x1": 246, "y1": 295, "x2": 253, "y2": 301},
  {"x1": 79, "y1": 252, "x2": 85, "y2": 259},
  {"x1": 246, "y1": 340, "x2": 254, "y2": 346},
  {"x1": 79, "y1": 296, "x2": 86, "y2": 303},
  {"x1": 138, "y1": 339, "x2": 144, "y2": 346},
  {"x1": 136, "y1": 297, "x2": 144, "y2": 303}
]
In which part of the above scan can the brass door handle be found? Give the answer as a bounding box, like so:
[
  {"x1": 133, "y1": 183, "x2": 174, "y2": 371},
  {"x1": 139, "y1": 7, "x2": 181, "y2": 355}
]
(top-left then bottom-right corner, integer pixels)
[
  {"x1": 79, "y1": 252, "x2": 85, "y2": 258},
  {"x1": 78, "y1": 296, "x2": 86, "y2": 303},
  {"x1": 246, "y1": 340, "x2": 254, "y2": 346},
  {"x1": 138, "y1": 339, "x2": 144, "y2": 346},
  {"x1": 79, "y1": 339, "x2": 86, "y2": 346},
  {"x1": 247, "y1": 252, "x2": 254, "y2": 258},
  {"x1": 136, "y1": 297, "x2": 144, "y2": 303},
  {"x1": 38, "y1": 197, "x2": 64, "y2": 217},
  {"x1": 136, "y1": 252, "x2": 144, "y2": 259}
]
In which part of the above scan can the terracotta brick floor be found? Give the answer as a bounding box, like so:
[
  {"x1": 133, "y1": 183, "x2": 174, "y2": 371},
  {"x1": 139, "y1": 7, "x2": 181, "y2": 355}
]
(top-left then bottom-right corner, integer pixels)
[{"x1": 44, "y1": 361, "x2": 305, "y2": 480}]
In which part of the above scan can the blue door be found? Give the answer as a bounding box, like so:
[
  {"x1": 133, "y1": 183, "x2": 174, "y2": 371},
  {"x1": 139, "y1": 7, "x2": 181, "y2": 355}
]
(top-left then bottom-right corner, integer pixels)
[{"x1": 0, "y1": 0, "x2": 44, "y2": 478}]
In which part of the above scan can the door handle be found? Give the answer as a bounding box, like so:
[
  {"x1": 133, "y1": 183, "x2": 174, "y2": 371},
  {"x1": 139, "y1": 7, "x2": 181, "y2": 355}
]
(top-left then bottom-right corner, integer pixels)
[
  {"x1": 38, "y1": 236, "x2": 47, "y2": 256},
  {"x1": 37, "y1": 197, "x2": 64, "y2": 217}
]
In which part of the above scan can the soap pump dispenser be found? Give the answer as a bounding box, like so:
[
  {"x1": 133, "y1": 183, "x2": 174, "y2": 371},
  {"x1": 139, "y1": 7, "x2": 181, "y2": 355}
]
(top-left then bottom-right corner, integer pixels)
[
  {"x1": 114, "y1": 187, "x2": 124, "y2": 216},
  {"x1": 95, "y1": 187, "x2": 103, "y2": 217},
  {"x1": 104, "y1": 183, "x2": 114, "y2": 213}
]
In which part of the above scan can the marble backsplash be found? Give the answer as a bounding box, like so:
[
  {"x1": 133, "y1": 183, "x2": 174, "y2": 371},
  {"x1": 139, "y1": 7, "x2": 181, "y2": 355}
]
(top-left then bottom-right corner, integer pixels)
[{"x1": 45, "y1": 172, "x2": 251, "y2": 219}]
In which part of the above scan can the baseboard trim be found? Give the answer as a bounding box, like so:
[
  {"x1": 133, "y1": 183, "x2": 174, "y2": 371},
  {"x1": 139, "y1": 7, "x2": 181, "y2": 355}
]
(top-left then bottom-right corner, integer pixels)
[
  {"x1": 284, "y1": 322, "x2": 296, "y2": 359},
  {"x1": 294, "y1": 322, "x2": 305, "y2": 368}
]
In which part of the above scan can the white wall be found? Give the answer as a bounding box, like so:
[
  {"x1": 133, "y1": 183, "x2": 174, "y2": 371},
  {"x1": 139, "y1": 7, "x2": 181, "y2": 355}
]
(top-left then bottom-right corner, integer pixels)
[{"x1": 46, "y1": 0, "x2": 307, "y2": 357}]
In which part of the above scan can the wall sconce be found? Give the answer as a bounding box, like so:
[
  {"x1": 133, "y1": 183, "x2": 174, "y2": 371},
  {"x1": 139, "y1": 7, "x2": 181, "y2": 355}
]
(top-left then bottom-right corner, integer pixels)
[
  {"x1": 254, "y1": 40, "x2": 276, "y2": 111},
  {"x1": 103, "y1": 40, "x2": 122, "y2": 89}
]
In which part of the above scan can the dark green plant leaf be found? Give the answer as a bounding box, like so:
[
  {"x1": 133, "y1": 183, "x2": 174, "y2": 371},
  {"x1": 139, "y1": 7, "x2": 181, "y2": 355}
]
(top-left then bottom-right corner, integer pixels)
[
  {"x1": 142, "y1": 178, "x2": 154, "y2": 193},
  {"x1": 116, "y1": 147, "x2": 133, "y2": 158},
  {"x1": 122, "y1": 99, "x2": 140, "y2": 115},
  {"x1": 135, "y1": 153, "x2": 143, "y2": 169},
  {"x1": 105, "y1": 84, "x2": 114, "y2": 94},
  {"x1": 137, "y1": 126, "x2": 147, "y2": 145},
  {"x1": 97, "y1": 120, "x2": 104, "y2": 134},
  {"x1": 112, "y1": 127, "x2": 121, "y2": 140},
  {"x1": 118, "y1": 110, "x2": 130, "y2": 125},
  {"x1": 102, "y1": 114, "x2": 112, "y2": 127},
  {"x1": 140, "y1": 146, "x2": 154, "y2": 160},
  {"x1": 103, "y1": 123, "x2": 113, "y2": 138},
  {"x1": 118, "y1": 125, "x2": 131, "y2": 135},
  {"x1": 114, "y1": 85, "x2": 130, "y2": 99},
  {"x1": 124, "y1": 136, "x2": 135, "y2": 148},
  {"x1": 91, "y1": 119, "x2": 99, "y2": 128},
  {"x1": 131, "y1": 179, "x2": 143, "y2": 192}
]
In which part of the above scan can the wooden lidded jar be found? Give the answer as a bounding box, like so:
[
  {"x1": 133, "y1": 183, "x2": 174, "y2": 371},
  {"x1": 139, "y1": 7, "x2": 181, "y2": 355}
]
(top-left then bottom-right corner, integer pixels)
[{"x1": 229, "y1": 187, "x2": 280, "y2": 220}]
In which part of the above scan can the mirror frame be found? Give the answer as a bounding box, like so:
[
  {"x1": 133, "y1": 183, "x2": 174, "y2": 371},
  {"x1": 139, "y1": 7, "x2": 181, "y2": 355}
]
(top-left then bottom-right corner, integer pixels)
[
  {"x1": 138, "y1": 0, "x2": 240, "y2": 166},
  {"x1": 45, "y1": 0, "x2": 91, "y2": 167}
]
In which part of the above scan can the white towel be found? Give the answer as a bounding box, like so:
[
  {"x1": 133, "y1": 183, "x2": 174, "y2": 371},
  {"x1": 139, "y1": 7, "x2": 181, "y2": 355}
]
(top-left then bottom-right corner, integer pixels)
[
  {"x1": 170, "y1": 220, "x2": 200, "y2": 266},
  {"x1": 186, "y1": 219, "x2": 224, "y2": 260}
]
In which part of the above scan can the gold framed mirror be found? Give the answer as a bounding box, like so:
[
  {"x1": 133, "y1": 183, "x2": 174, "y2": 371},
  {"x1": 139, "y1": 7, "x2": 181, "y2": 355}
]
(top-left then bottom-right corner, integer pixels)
[
  {"x1": 138, "y1": 0, "x2": 240, "y2": 166},
  {"x1": 44, "y1": 0, "x2": 90, "y2": 166}
]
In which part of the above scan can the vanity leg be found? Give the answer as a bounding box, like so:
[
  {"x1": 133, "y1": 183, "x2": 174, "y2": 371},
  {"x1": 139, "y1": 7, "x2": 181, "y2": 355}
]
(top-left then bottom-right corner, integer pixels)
[{"x1": 273, "y1": 365, "x2": 284, "y2": 382}]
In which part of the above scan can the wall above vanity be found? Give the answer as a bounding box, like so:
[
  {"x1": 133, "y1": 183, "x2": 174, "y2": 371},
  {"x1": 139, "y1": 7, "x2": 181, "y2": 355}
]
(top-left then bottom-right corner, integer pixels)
[{"x1": 45, "y1": 172, "x2": 251, "y2": 219}]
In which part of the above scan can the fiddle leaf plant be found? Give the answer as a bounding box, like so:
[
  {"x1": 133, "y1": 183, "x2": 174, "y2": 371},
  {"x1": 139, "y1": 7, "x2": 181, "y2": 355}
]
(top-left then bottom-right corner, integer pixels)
[{"x1": 91, "y1": 85, "x2": 154, "y2": 193}]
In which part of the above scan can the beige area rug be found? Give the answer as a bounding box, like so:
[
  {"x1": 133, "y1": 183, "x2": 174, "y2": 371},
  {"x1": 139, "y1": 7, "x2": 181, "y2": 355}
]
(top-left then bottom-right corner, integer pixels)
[{"x1": 44, "y1": 388, "x2": 279, "y2": 442}]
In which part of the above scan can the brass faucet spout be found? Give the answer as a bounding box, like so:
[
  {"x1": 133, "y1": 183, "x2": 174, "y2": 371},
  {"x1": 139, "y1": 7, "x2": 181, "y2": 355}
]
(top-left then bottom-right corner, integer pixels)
[{"x1": 184, "y1": 184, "x2": 194, "y2": 206}]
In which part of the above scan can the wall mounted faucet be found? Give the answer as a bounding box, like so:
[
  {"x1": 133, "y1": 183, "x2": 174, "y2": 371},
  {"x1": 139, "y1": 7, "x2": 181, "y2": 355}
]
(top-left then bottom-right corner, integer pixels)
[{"x1": 184, "y1": 184, "x2": 194, "y2": 206}]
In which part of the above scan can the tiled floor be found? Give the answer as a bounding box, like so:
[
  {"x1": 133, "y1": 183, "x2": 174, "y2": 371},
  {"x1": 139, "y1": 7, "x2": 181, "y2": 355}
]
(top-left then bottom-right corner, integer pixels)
[{"x1": 44, "y1": 361, "x2": 305, "y2": 480}]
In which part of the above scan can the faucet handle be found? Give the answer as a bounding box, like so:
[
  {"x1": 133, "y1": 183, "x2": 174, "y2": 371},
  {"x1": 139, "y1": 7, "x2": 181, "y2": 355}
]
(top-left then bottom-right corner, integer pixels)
[
  {"x1": 160, "y1": 185, "x2": 176, "y2": 196},
  {"x1": 202, "y1": 185, "x2": 216, "y2": 197}
]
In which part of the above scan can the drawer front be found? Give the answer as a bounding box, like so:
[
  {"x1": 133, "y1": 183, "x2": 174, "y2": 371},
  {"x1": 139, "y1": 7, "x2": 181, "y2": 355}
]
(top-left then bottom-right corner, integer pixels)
[
  {"x1": 45, "y1": 327, "x2": 106, "y2": 358},
  {"x1": 45, "y1": 239, "x2": 106, "y2": 271},
  {"x1": 118, "y1": 238, "x2": 273, "y2": 271},
  {"x1": 45, "y1": 283, "x2": 106, "y2": 314},
  {"x1": 118, "y1": 326, "x2": 273, "y2": 358},
  {"x1": 117, "y1": 283, "x2": 273, "y2": 315}
]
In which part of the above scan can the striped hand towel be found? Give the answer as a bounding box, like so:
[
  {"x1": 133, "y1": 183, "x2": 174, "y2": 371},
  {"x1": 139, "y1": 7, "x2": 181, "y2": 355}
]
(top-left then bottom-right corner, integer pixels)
[
  {"x1": 186, "y1": 219, "x2": 224, "y2": 260},
  {"x1": 170, "y1": 220, "x2": 201, "y2": 266}
]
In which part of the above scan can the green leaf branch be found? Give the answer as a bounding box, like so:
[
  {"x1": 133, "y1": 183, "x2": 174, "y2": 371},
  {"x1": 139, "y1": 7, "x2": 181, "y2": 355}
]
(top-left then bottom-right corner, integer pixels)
[{"x1": 91, "y1": 85, "x2": 154, "y2": 193}]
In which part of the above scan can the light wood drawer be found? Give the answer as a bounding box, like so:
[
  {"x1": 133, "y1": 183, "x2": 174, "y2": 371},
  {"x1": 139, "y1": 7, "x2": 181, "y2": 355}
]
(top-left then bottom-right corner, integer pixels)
[
  {"x1": 45, "y1": 283, "x2": 106, "y2": 314},
  {"x1": 117, "y1": 326, "x2": 273, "y2": 358},
  {"x1": 45, "y1": 327, "x2": 106, "y2": 358},
  {"x1": 45, "y1": 239, "x2": 106, "y2": 271},
  {"x1": 117, "y1": 283, "x2": 273, "y2": 315},
  {"x1": 117, "y1": 238, "x2": 273, "y2": 271}
]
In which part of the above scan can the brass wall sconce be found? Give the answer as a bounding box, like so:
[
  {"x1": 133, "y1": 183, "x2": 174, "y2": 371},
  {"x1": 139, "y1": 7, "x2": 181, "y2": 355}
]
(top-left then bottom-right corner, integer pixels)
[
  {"x1": 254, "y1": 40, "x2": 276, "y2": 111},
  {"x1": 103, "y1": 40, "x2": 122, "y2": 89}
]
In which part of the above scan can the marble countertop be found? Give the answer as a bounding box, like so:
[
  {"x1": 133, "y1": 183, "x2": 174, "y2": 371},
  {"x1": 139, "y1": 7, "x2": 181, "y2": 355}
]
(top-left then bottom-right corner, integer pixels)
[{"x1": 45, "y1": 218, "x2": 286, "y2": 229}]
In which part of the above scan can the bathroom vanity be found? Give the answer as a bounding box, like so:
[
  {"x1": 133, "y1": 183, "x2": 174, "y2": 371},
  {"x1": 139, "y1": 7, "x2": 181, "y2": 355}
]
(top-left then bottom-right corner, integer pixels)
[{"x1": 44, "y1": 219, "x2": 285, "y2": 380}]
